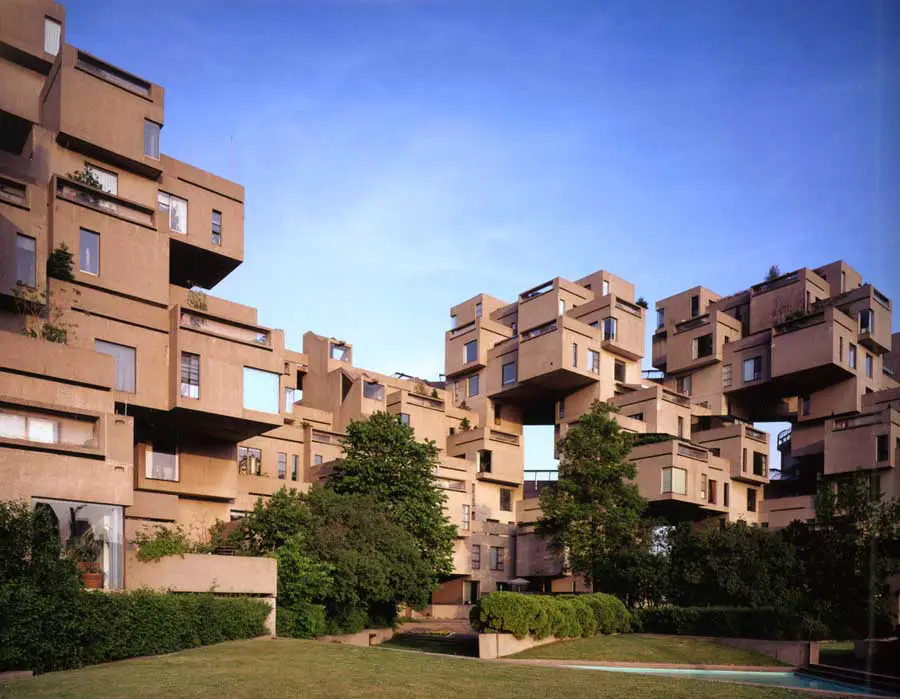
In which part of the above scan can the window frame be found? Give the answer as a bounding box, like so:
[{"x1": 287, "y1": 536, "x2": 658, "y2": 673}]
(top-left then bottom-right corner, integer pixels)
[
  {"x1": 180, "y1": 351, "x2": 200, "y2": 399},
  {"x1": 501, "y1": 361, "x2": 517, "y2": 385},
  {"x1": 602, "y1": 317, "x2": 617, "y2": 342},
  {"x1": 78, "y1": 228, "x2": 100, "y2": 275},
  {"x1": 277, "y1": 452, "x2": 287, "y2": 480},
  {"x1": 157, "y1": 191, "x2": 188, "y2": 234},
  {"x1": 848, "y1": 343, "x2": 857, "y2": 370},
  {"x1": 747, "y1": 488, "x2": 758, "y2": 512},
  {"x1": 500, "y1": 488, "x2": 512, "y2": 512},
  {"x1": 471, "y1": 544, "x2": 481, "y2": 570},
  {"x1": 211, "y1": 209, "x2": 222, "y2": 246},
  {"x1": 15, "y1": 233, "x2": 36, "y2": 288},
  {"x1": 742, "y1": 356, "x2": 762, "y2": 383},
  {"x1": 489, "y1": 546, "x2": 505, "y2": 571},
  {"x1": 614, "y1": 360, "x2": 626, "y2": 383},
  {"x1": 588, "y1": 349, "x2": 600, "y2": 374},
  {"x1": 463, "y1": 339, "x2": 478, "y2": 364},
  {"x1": 291, "y1": 454, "x2": 299, "y2": 481},
  {"x1": 44, "y1": 17, "x2": 61, "y2": 55},
  {"x1": 468, "y1": 373, "x2": 480, "y2": 397},
  {"x1": 238, "y1": 446, "x2": 263, "y2": 476},
  {"x1": 144, "y1": 120, "x2": 161, "y2": 160},
  {"x1": 661, "y1": 467, "x2": 687, "y2": 495}
]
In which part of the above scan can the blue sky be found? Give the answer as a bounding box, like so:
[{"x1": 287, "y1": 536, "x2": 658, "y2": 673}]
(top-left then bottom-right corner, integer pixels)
[{"x1": 65, "y1": 0, "x2": 898, "y2": 469}]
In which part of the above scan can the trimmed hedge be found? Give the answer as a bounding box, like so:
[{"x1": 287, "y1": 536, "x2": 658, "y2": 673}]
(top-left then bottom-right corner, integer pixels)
[
  {"x1": 469, "y1": 592, "x2": 632, "y2": 640},
  {"x1": 1, "y1": 587, "x2": 270, "y2": 674},
  {"x1": 632, "y1": 606, "x2": 829, "y2": 641}
]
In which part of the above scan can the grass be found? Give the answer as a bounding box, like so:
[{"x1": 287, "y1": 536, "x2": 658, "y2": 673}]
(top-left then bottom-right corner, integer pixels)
[
  {"x1": 510, "y1": 634, "x2": 786, "y2": 666},
  {"x1": 0, "y1": 638, "x2": 807, "y2": 699}
]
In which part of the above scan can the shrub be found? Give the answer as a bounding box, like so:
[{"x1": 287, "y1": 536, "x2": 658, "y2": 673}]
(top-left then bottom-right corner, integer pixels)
[
  {"x1": 133, "y1": 525, "x2": 194, "y2": 561},
  {"x1": 632, "y1": 606, "x2": 828, "y2": 641},
  {"x1": 470, "y1": 592, "x2": 631, "y2": 640},
  {"x1": 277, "y1": 602, "x2": 327, "y2": 639}
]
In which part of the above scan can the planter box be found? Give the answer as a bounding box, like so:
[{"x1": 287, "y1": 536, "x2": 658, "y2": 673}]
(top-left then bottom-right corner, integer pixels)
[
  {"x1": 478, "y1": 633, "x2": 559, "y2": 659},
  {"x1": 318, "y1": 628, "x2": 394, "y2": 647}
]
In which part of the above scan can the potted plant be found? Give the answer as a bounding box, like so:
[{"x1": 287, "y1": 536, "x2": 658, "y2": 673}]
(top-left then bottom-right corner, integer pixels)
[{"x1": 67, "y1": 530, "x2": 104, "y2": 589}]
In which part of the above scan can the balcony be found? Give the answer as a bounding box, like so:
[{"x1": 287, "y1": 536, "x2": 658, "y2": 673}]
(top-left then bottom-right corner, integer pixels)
[
  {"x1": 824, "y1": 407, "x2": 899, "y2": 475},
  {"x1": 447, "y1": 427, "x2": 523, "y2": 486},
  {"x1": 692, "y1": 422, "x2": 770, "y2": 485},
  {"x1": 445, "y1": 317, "x2": 512, "y2": 378},
  {"x1": 56, "y1": 176, "x2": 155, "y2": 229},
  {"x1": 134, "y1": 442, "x2": 238, "y2": 501},
  {"x1": 179, "y1": 309, "x2": 270, "y2": 348}
]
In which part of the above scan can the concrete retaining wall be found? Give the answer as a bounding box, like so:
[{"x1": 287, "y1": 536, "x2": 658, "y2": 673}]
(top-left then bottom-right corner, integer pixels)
[
  {"x1": 478, "y1": 633, "x2": 559, "y2": 659},
  {"x1": 318, "y1": 627, "x2": 394, "y2": 647},
  {"x1": 414, "y1": 604, "x2": 471, "y2": 620},
  {"x1": 714, "y1": 637, "x2": 818, "y2": 666}
]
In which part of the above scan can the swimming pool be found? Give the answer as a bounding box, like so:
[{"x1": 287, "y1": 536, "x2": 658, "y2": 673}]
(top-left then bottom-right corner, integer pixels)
[{"x1": 561, "y1": 665, "x2": 897, "y2": 696}]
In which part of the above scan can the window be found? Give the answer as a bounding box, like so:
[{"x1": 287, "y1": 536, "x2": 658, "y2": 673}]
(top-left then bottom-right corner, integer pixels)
[
  {"x1": 78, "y1": 228, "x2": 100, "y2": 275},
  {"x1": 572, "y1": 343, "x2": 578, "y2": 367},
  {"x1": 614, "y1": 360, "x2": 626, "y2": 383},
  {"x1": 629, "y1": 413, "x2": 644, "y2": 422},
  {"x1": 839, "y1": 336, "x2": 844, "y2": 362},
  {"x1": 211, "y1": 210, "x2": 222, "y2": 246},
  {"x1": 693, "y1": 334, "x2": 713, "y2": 359},
  {"x1": 489, "y1": 546, "x2": 505, "y2": 571},
  {"x1": 76, "y1": 51, "x2": 150, "y2": 96},
  {"x1": 589, "y1": 320, "x2": 599, "y2": 328},
  {"x1": 601, "y1": 280, "x2": 610, "y2": 296},
  {"x1": 494, "y1": 405, "x2": 502, "y2": 425},
  {"x1": 676, "y1": 374, "x2": 692, "y2": 396},
  {"x1": 146, "y1": 440, "x2": 178, "y2": 481},
  {"x1": 743, "y1": 356, "x2": 762, "y2": 383},
  {"x1": 865, "y1": 354, "x2": 873, "y2": 378},
  {"x1": 502, "y1": 361, "x2": 517, "y2": 385},
  {"x1": 708, "y1": 479, "x2": 717, "y2": 504},
  {"x1": 85, "y1": 163, "x2": 117, "y2": 194},
  {"x1": 589, "y1": 350, "x2": 600, "y2": 374},
  {"x1": 277, "y1": 452, "x2": 286, "y2": 480},
  {"x1": 840, "y1": 270, "x2": 846, "y2": 292},
  {"x1": 753, "y1": 452, "x2": 768, "y2": 477},
  {"x1": 157, "y1": 191, "x2": 188, "y2": 233},
  {"x1": 0, "y1": 412, "x2": 58, "y2": 443},
  {"x1": 722, "y1": 364, "x2": 732, "y2": 388},
  {"x1": 742, "y1": 447, "x2": 747, "y2": 473},
  {"x1": 44, "y1": 17, "x2": 61, "y2": 55},
  {"x1": 144, "y1": 120, "x2": 160, "y2": 159},
  {"x1": 723, "y1": 482, "x2": 730, "y2": 507},
  {"x1": 462, "y1": 504, "x2": 470, "y2": 530},
  {"x1": 329, "y1": 342, "x2": 350, "y2": 361},
  {"x1": 801, "y1": 396, "x2": 811, "y2": 416},
  {"x1": 464, "y1": 340, "x2": 477, "y2": 364},
  {"x1": 291, "y1": 454, "x2": 299, "y2": 481},
  {"x1": 558, "y1": 298, "x2": 566, "y2": 316},
  {"x1": 180, "y1": 352, "x2": 200, "y2": 399},
  {"x1": 314, "y1": 455, "x2": 323, "y2": 466},
  {"x1": 848, "y1": 343, "x2": 857, "y2": 369},
  {"x1": 500, "y1": 488, "x2": 512, "y2": 512},
  {"x1": 399, "y1": 413, "x2": 410, "y2": 426},
  {"x1": 656, "y1": 308, "x2": 665, "y2": 329},
  {"x1": 478, "y1": 449, "x2": 492, "y2": 473},
  {"x1": 238, "y1": 446, "x2": 262, "y2": 475},
  {"x1": 95, "y1": 340, "x2": 136, "y2": 392},
  {"x1": 859, "y1": 309, "x2": 873, "y2": 333},
  {"x1": 876, "y1": 434, "x2": 889, "y2": 462},
  {"x1": 15, "y1": 234, "x2": 36, "y2": 287},
  {"x1": 690, "y1": 294, "x2": 700, "y2": 317},
  {"x1": 471, "y1": 544, "x2": 481, "y2": 570},
  {"x1": 363, "y1": 381, "x2": 385, "y2": 401},
  {"x1": 602, "y1": 317, "x2": 617, "y2": 341},
  {"x1": 450, "y1": 314, "x2": 457, "y2": 329},
  {"x1": 700, "y1": 474, "x2": 707, "y2": 500},
  {"x1": 468, "y1": 373, "x2": 480, "y2": 397},
  {"x1": 677, "y1": 416, "x2": 684, "y2": 439},
  {"x1": 284, "y1": 387, "x2": 296, "y2": 413},
  {"x1": 242, "y1": 367, "x2": 279, "y2": 413},
  {"x1": 662, "y1": 467, "x2": 687, "y2": 495},
  {"x1": 558, "y1": 400, "x2": 565, "y2": 420},
  {"x1": 709, "y1": 447, "x2": 721, "y2": 456},
  {"x1": 747, "y1": 488, "x2": 757, "y2": 512},
  {"x1": 475, "y1": 302, "x2": 482, "y2": 318}
]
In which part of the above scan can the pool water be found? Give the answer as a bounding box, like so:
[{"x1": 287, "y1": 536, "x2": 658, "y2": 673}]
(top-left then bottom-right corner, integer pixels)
[{"x1": 561, "y1": 665, "x2": 897, "y2": 696}]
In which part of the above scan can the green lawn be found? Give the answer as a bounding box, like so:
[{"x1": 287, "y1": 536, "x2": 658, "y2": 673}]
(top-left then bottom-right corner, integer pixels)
[
  {"x1": 510, "y1": 634, "x2": 785, "y2": 666},
  {"x1": 0, "y1": 638, "x2": 806, "y2": 699}
]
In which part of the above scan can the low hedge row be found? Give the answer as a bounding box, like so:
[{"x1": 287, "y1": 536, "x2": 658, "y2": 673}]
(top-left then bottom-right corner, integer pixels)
[
  {"x1": 1, "y1": 586, "x2": 270, "y2": 674},
  {"x1": 633, "y1": 606, "x2": 829, "y2": 641},
  {"x1": 469, "y1": 592, "x2": 632, "y2": 640}
]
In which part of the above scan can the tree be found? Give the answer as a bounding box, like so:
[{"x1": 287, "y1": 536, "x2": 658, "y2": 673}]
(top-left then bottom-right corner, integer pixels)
[
  {"x1": 782, "y1": 474, "x2": 900, "y2": 638},
  {"x1": 635, "y1": 296, "x2": 649, "y2": 309},
  {"x1": 327, "y1": 411, "x2": 456, "y2": 580},
  {"x1": 536, "y1": 401, "x2": 650, "y2": 598},
  {"x1": 765, "y1": 265, "x2": 781, "y2": 281}
]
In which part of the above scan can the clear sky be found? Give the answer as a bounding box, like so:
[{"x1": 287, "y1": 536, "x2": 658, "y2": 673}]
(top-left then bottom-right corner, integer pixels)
[{"x1": 65, "y1": 0, "x2": 898, "y2": 469}]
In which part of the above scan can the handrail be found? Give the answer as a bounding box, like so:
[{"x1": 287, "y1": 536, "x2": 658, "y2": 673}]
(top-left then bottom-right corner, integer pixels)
[
  {"x1": 615, "y1": 299, "x2": 642, "y2": 317},
  {"x1": 745, "y1": 427, "x2": 768, "y2": 443},
  {"x1": 56, "y1": 177, "x2": 154, "y2": 227},
  {"x1": 520, "y1": 281, "x2": 554, "y2": 301},
  {"x1": 449, "y1": 320, "x2": 476, "y2": 337},
  {"x1": 521, "y1": 320, "x2": 558, "y2": 341},
  {"x1": 490, "y1": 430, "x2": 520, "y2": 446}
]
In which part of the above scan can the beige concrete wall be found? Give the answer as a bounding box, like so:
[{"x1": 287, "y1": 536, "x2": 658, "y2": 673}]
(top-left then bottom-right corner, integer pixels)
[
  {"x1": 762, "y1": 495, "x2": 814, "y2": 529},
  {"x1": 478, "y1": 633, "x2": 559, "y2": 659},
  {"x1": 125, "y1": 551, "x2": 275, "y2": 595}
]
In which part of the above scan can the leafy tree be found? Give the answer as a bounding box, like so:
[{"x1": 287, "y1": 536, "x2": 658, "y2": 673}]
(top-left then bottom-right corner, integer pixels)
[
  {"x1": 765, "y1": 265, "x2": 781, "y2": 281},
  {"x1": 666, "y1": 520, "x2": 802, "y2": 608},
  {"x1": 782, "y1": 474, "x2": 900, "y2": 638},
  {"x1": 635, "y1": 296, "x2": 649, "y2": 309},
  {"x1": 327, "y1": 411, "x2": 456, "y2": 580},
  {"x1": 536, "y1": 401, "x2": 650, "y2": 598},
  {"x1": 47, "y1": 244, "x2": 75, "y2": 282}
]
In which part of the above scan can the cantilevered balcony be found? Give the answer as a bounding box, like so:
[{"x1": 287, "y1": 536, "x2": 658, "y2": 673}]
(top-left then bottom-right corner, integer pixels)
[{"x1": 824, "y1": 407, "x2": 900, "y2": 476}]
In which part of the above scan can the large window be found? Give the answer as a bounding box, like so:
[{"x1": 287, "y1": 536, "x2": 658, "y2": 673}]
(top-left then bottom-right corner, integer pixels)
[
  {"x1": 502, "y1": 361, "x2": 517, "y2": 385},
  {"x1": 693, "y1": 333, "x2": 713, "y2": 359},
  {"x1": 16, "y1": 234, "x2": 35, "y2": 287},
  {"x1": 753, "y1": 452, "x2": 768, "y2": 477},
  {"x1": 614, "y1": 360, "x2": 626, "y2": 383},
  {"x1": 662, "y1": 467, "x2": 687, "y2": 495},
  {"x1": 44, "y1": 17, "x2": 61, "y2": 55},
  {"x1": 85, "y1": 163, "x2": 117, "y2": 195},
  {"x1": 471, "y1": 544, "x2": 481, "y2": 570},
  {"x1": 859, "y1": 309, "x2": 873, "y2": 334},
  {"x1": 848, "y1": 343, "x2": 857, "y2": 370},
  {"x1": 489, "y1": 546, "x2": 505, "y2": 571},
  {"x1": 146, "y1": 440, "x2": 178, "y2": 481},
  {"x1": 500, "y1": 488, "x2": 512, "y2": 512},
  {"x1": 468, "y1": 373, "x2": 480, "y2": 397},
  {"x1": 742, "y1": 356, "x2": 762, "y2": 383},
  {"x1": 180, "y1": 352, "x2": 199, "y2": 399},
  {"x1": 158, "y1": 191, "x2": 188, "y2": 234},
  {"x1": 238, "y1": 446, "x2": 262, "y2": 475},
  {"x1": 602, "y1": 317, "x2": 617, "y2": 341},
  {"x1": 464, "y1": 340, "x2": 477, "y2": 364},
  {"x1": 144, "y1": 120, "x2": 160, "y2": 159},
  {"x1": 34, "y1": 497, "x2": 123, "y2": 590},
  {"x1": 211, "y1": 209, "x2": 222, "y2": 245},
  {"x1": 243, "y1": 367, "x2": 279, "y2": 413},
  {"x1": 278, "y1": 452, "x2": 287, "y2": 480},
  {"x1": 363, "y1": 381, "x2": 385, "y2": 401},
  {"x1": 478, "y1": 449, "x2": 492, "y2": 473},
  {"x1": 747, "y1": 488, "x2": 757, "y2": 512},
  {"x1": 656, "y1": 308, "x2": 665, "y2": 329},
  {"x1": 79, "y1": 228, "x2": 99, "y2": 275},
  {"x1": 0, "y1": 408, "x2": 95, "y2": 447},
  {"x1": 589, "y1": 350, "x2": 600, "y2": 374},
  {"x1": 94, "y1": 340, "x2": 136, "y2": 393}
]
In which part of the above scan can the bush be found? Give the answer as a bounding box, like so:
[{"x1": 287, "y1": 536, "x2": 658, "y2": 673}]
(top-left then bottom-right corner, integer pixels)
[
  {"x1": 632, "y1": 606, "x2": 828, "y2": 641},
  {"x1": 470, "y1": 592, "x2": 631, "y2": 640},
  {"x1": 277, "y1": 601, "x2": 327, "y2": 639},
  {"x1": 2, "y1": 589, "x2": 270, "y2": 674}
]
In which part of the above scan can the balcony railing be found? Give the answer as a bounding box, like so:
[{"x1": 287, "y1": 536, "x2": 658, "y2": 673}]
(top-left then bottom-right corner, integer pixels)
[
  {"x1": 661, "y1": 391, "x2": 690, "y2": 408},
  {"x1": 520, "y1": 281, "x2": 553, "y2": 301},
  {"x1": 311, "y1": 430, "x2": 342, "y2": 444},
  {"x1": 0, "y1": 177, "x2": 26, "y2": 207},
  {"x1": 832, "y1": 415, "x2": 883, "y2": 432},
  {"x1": 180, "y1": 311, "x2": 270, "y2": 347},
  {"x1": 521, "y1": 320, "x2": 557, "y2": 341},
  {"x1": 490, "y1": 430, "x2": 520, "y2": 446},
  {"x1": 751, "y1": 271, "x2": 800, "y2": 294},
  {"x1": 677, "y1": 443, "x2": 709, "y2": 461},
  {"x1": 435, "y1": 478, "x2": 466, "y2": 492},
  {"x1": 57, "y1": 178, "x2": 154, "y2": 227},
  {"x1": 407, "y1": 394, "x2": 445, "y2": 410},
  {"x1": 449, "y1": 321, "x2": 476, "y2": 338},
  {"x1": 675, "y1": 315, "x2": 709, "y2": 333},
  {"x1": 76, "y1": 51, "x2": 151, "y2": 97},
  {"x1": 745, "y1": 427, "x2": 768, "y2": 443},
  {"x1": 873, "y1": 287, "x2": 891, "y2": 309},
  {"x1": 615, "y1": 299, "x2": 642, "y2": 317}
]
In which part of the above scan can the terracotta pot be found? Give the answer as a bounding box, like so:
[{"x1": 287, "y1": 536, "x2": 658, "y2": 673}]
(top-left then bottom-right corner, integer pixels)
[{"x1": 81, "y1": 571, "x2": 104, "y2": 589}]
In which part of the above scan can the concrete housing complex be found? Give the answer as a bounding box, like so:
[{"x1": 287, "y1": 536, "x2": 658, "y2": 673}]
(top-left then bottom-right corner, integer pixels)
[{"x1": 1, "y1": 0, "x2": 898, "y2": 604}]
